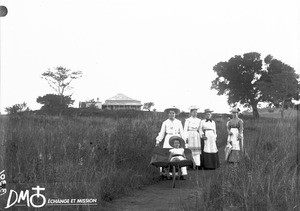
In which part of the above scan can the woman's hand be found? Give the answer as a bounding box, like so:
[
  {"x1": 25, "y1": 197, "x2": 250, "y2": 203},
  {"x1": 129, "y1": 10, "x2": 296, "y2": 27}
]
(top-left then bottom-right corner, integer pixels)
[
  {"x1": 155, "y1": 141, "x2": 160, "y2": 147},
  {"x1": 228, "y1": 131, "x2": 233, "y2": 136},
  {"x1": 185, "y1": 140, "x2": 188, "y2": 148}
]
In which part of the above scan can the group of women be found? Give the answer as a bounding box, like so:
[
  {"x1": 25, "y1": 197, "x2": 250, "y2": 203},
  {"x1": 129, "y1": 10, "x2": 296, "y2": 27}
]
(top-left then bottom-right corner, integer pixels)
[{"x1": 155, "y1": 106, "x2": 244, "y2": 176}]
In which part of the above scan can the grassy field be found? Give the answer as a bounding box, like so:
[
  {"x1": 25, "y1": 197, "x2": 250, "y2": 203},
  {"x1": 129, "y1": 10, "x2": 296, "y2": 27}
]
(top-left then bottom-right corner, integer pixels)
[
  {"x1": 200, "y1": 116, "x2": 299, "y2": 210},
  {"x1": 0, "y1": 111, "x2": 298, "y2": 210},
  {"x1": 242, "y1": 107, "x2": 297, "y2": 119},
  {"x1": 0, "y1": 114, "x2": 160, "y2": 210}
]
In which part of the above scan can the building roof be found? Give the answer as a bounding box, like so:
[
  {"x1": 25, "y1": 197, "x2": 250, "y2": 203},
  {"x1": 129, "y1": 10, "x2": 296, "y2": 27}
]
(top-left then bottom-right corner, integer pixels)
[{"x1": 103, "y1": 93, "x2": 142, "y2": 106}]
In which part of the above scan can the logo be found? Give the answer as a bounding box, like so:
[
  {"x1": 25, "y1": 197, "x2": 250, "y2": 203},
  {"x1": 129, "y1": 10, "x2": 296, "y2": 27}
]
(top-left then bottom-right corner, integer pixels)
[
  {"x1": 5, "y1": 186, "x2": 46, "y2": 209},
  {"x1": 0, "y1": 170, "x2": 6, "y2": 196},
  {"x1": 1, "y1": 169, "x2": 97, "y2": 209}
]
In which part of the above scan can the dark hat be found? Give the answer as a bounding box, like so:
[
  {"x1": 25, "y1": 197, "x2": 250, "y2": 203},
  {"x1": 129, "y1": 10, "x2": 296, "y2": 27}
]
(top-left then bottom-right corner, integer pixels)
[
  {"x1": 164, "y1": 106, "x2": 180, "y2": 115},
  {"x1": 169, "y1": 136, "x2": 185, "y2": 148}
]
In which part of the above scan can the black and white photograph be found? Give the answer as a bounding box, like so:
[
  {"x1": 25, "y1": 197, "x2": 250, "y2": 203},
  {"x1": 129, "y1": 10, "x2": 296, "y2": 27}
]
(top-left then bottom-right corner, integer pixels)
[{"x1": 0, "y1": 0, "x2": 299, "y2": 210}]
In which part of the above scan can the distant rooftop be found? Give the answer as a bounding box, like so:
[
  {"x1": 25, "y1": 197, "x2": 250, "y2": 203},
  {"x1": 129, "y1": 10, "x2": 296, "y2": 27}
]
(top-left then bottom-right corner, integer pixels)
[
  {"x1": 103, "y1": 93, "x2": 142, "y2": 106},
  {"x1": 106, "y1": 93, "x2": 136, "y2": 101}
]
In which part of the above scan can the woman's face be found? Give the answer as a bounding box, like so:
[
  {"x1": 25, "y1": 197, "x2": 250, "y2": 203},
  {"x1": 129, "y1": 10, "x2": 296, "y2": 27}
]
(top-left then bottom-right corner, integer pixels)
[
  {"x1": 191, "y1": 109, "x2": 197, "y2": 117},
  {"x1": 232, "y1": 112, "x2": 238, "y2": 118},
  {"x1": 168, "y1": 110, "x2": 176, "y2": 119},
  {"x1": 206, "y1": 112, "x2": 212, "y2": 119}
]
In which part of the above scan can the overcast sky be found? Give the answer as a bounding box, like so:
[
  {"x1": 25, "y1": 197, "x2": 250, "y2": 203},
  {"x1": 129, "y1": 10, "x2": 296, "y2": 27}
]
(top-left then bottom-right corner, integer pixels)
[{"x1": 0, "y1": 0, "x2": 299, "y2": 113}]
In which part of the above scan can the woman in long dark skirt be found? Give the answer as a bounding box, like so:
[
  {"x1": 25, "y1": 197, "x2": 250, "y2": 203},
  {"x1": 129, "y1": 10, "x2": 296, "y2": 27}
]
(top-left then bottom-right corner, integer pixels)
[{"x1": 199, "y1": 109, "x2": 220, "y2": 169}]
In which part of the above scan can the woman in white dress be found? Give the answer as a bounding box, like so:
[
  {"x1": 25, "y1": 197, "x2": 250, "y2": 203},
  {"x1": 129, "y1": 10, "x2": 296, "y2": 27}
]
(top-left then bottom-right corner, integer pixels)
[
  {"x1": 184, "y1": 106, "x2": 201, "y2": 169},
  {"x1": 155, "y1": 106, "x2": 185, "y2": 148},
  {"x1": 226, "y1": 108, "x2": 244, "y2": 165},
  {"x1": 200, "y1": 109, "x2": 220, "y2": 169},
  {"x1": 156, "y1": 106, "x2": 187, "y2": 176}
]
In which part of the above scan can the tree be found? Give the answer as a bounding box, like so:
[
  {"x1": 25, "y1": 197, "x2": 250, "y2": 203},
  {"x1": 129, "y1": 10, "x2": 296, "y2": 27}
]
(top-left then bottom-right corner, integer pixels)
[
  {"x1": 5, "y1": 102, "x2": 29, "y2": 115},
  {"x1": 211, "y1": 52, "x2": 263, "y2": 118},
  {"x1": 86, "y1": 99, "x2": 100, "y2": 110},
  {"x1": 36, "y1": 94, "x2": 74, "y2": 115},
  {"x1": 41, "y1": 66, "x2": 82, "y2": 96},
  {"x1": 143, "y1": 102, "x2": 154, "y2": 111},
  {"x1": 258, "y1": 55, "x2": 299, "y2": 118}
]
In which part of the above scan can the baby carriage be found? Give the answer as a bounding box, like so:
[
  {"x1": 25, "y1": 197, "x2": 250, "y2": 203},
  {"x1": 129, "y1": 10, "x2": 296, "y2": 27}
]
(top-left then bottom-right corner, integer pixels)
[{"x1": 150, "y1": 136, "x2": 195, "y2": 188}]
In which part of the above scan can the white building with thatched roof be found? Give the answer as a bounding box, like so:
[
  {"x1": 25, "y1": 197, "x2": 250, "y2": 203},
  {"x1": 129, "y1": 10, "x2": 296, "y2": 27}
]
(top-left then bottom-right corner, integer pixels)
[{"x1": 102, "y1": 93, "x2": 142, "y2": 110}]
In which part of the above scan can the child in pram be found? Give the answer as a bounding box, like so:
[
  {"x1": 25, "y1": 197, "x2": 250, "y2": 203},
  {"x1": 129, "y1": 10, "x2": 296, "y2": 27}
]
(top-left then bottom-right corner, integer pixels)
[
  {"x1": 169, "y1": 140, "x2": 187, "y2": 162},
  {"x1": 150, "y1": 136, "x2": 194, "y2": 186},
  {"x1": 167, "y1": 137, "x2": 188, "y2": 180}
]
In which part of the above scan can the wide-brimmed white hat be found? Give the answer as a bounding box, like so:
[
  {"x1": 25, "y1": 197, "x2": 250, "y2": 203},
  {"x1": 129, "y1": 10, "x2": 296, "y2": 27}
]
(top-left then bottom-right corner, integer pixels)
[
  {"x1": 230, "y1": 108, "x2": 240, "y2": 113},
  {"x1": 164, "y1": 106, "x2": 180, "y2": 115},
  {"x1": 204, "y1": 108, "x2": 214, "y2": 113},
  {"x1": 189, "y1": 106, "x2": 199, "y2": 111},
  {"x1": 169, "y1": 136, "x2": 185, "y2": 148}
]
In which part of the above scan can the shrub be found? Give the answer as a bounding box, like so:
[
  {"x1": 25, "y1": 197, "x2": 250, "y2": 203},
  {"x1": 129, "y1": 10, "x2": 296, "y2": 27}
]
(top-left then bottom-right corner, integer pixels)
[{"x1": 5, "y1": 102, "x2": 29, "y2": 115}]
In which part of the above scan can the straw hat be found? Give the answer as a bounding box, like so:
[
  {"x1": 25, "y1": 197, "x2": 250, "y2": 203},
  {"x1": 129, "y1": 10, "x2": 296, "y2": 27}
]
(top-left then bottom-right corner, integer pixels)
[
  {"x1": 169, "y1": 136, "x2": 185, "y2": 148},
  {"x1": 204, "y1": 108, "x2": 214, "y2": 113},
  {"x1": 164, "y1": 106, "x2": 180, "y2": 115},
  {"x1": 230, "y1": 108, "x2": 240, "y2": 113},
  {"x1": 189, "y1": 105, "x2": 199, "y2": 112}
]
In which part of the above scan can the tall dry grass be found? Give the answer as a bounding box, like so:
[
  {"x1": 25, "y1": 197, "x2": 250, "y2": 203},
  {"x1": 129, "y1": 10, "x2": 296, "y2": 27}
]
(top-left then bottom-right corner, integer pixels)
[
  {"x1": 0, "y1": 113, "x2": 166, "y2": 210},
  {"x1": 1, "y1": 111, "x2": 297, "y2": 210},
  {"x1": 201, "y1": 117, "x2": 299, "y2": 210},
  {"x1": 0, "y1": 115, "x2": 8, "y2": 170}
]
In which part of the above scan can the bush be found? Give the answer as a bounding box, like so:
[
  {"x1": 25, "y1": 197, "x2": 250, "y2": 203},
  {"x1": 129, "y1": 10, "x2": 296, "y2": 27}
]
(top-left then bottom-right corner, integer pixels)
[{"x1": 5, "y1": 102, "x2": 29, "y2": 115}]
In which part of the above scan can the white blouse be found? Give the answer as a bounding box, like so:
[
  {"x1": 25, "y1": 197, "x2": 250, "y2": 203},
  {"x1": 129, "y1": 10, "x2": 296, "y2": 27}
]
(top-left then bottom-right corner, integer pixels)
[
  {"x1": 184, "y1": 117, "x2": 201, "y2": 133},
  {"x1": 199, "y1": 119, "x2": 217, "y2": 136},
  {"x1": 169, "y1": 148, "x2": 186, "y2": 161},
  {"x1": 156, "y1": 119, "x2": 184, "y2": 142},
  {"x1": 169, "y1": 148, "x2": 185, "y2": 156}
]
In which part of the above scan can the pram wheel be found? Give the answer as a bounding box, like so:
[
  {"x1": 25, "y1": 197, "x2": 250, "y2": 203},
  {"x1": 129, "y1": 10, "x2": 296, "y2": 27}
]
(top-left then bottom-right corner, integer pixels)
[
  {"x1": 172, "y1": 165, "x2": 182, "y2": 188},
  {"x1": 159, "y1": 174, "x2": 167, "y2": 180},
  {"x1": 160, "y1": 167, "x2": 172, "y2": 180},
  {"x1": 151, "y1": 147, "x2": 194, "y2": 188}
]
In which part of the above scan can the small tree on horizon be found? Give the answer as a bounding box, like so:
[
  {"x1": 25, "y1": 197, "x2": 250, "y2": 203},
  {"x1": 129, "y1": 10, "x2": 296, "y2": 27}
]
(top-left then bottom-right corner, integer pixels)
[
  {"x1": 41, "y1": 66, "x2": 83, "y2": 96},
  {"x1": 86, "y1": 99, "x2": 100, "y2": 109},
  {"x1": 5, "y1": 102, "x2": 29, "y2": 115},
  {"x1": 143, "y1": 102, "x2": 155, "y2": 111},
  {"x1": 41, "y1": 66, "x2": 82, "y2": 114}
]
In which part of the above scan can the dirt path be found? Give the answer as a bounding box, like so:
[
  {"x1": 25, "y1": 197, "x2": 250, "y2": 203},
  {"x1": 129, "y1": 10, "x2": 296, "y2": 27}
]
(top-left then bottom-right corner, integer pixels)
[
  {"x1": 103, "y1": 143, "x2": 226, "y2": 211},
  {"x1": 102, "y1": 169, "x2": 218, "y2": 211}
]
